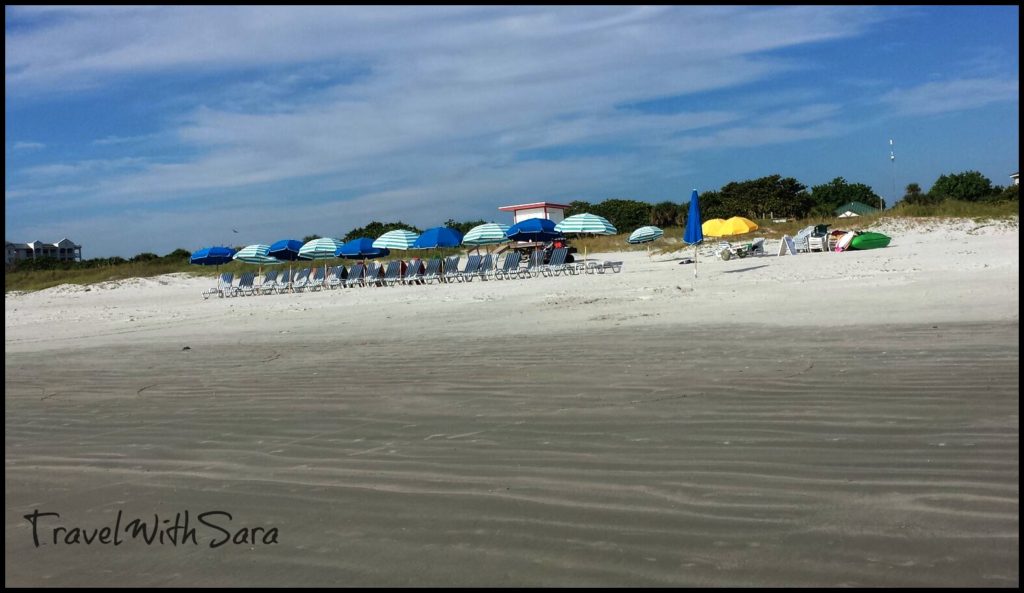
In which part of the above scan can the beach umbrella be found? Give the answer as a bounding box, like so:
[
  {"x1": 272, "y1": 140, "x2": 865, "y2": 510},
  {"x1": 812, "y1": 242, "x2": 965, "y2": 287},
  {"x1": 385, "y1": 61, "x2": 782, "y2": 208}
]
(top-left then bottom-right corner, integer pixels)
[
  {"x1": 463, "y1": 222, "x2": 511, "y2": 250},
  {"x1": 413, "y1": 226, "x2": 463, "y2": 249},
  {"x1": 717, "y1": 216, "x2": 759, "y2": 237},
  {"x1": 683, "y1": 189, "x2": 704, "y2": 279},
  {"x1": 233, "y1": 244, "x2": 282, "y2": 277},
  {"x1": 336, "y1": 237, "x2": 391, "y2": 260},
  {"x1": 555, "y1": 213, "x2": 617, "y2": 265},
  {"x1": 190, "y1": 246, "x2": 237, "y2": 280},
  {"x1": 505, "y1": 218, "x2": 563, "y2": 243},
  {"x1": 299, "y1": 237, "x2": 345, "y2": 283},
  {"x1": 627, "y1": 226, "x2": 664, "y2": 258},
  {"x1": 701, "y1": 218, "x2": 728, "y2": 237},
  {"x1": 413, "y1": 227, "x2": 463, "y2": 277},
  {"x1": 627, "y1": 226, "x2": 664, "y2": 244},
  {"x1": 268, "y1": 239, "x2": 309, "y2": 292},
  {"x1": 190, "y1": 246, "x2": 237, "y2": 267},
  {"x1": 373, "y1": 229, "x2": 419, "y2": 270},
  {"x1": 372, "y1": 229, "x2": 418, "y2": 250}
]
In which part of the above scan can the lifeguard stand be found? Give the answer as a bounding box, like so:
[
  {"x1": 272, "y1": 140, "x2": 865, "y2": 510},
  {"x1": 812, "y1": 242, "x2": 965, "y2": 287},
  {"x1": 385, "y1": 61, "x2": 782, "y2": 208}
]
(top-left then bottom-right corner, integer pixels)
[{"x1": 497, "y1": 201, "x2": 571, "y2": 225}]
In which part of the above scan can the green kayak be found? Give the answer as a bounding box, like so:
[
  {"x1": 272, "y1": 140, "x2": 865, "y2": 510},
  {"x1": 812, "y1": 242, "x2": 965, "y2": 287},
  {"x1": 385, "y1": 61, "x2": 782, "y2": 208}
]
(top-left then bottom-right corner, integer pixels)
[{"x1": 849, "y1": 232, "x2": 891, "y2": 250}]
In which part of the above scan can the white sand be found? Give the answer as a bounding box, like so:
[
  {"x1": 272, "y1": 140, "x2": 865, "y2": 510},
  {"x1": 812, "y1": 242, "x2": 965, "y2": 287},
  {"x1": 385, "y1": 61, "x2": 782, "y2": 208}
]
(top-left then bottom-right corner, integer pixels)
[
  {"x1": 5, "y1": 216, "x2": 1019, "y2": 587},
  {"x1": 5, "y1": 217, "x2": 1018, "y2": 353}
]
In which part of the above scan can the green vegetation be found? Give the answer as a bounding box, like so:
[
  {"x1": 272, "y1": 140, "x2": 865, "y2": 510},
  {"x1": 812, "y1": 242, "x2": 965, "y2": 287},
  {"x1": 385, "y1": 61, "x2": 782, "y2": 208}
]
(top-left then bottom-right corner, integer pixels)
[{"x1": 7, "y1": 169, "x2": 1018, "y2": 293}]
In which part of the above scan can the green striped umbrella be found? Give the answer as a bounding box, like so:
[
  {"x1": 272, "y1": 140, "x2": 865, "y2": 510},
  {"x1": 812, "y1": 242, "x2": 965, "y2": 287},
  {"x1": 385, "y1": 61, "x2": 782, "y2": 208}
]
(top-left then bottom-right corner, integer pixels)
[
  {"x1": 463, "y1": 223, "x2": 511, "y2": 249},
  {"x1": 373, "y1": 230, "x2": 419, "y2": 268},
  {"x1": 372, "y1": 229, "x2": 418, "y2": 250},
  {"x1": 555, "y1": 213, "x2": 618, "y2": 265},
  {"x1": 299, "y1": 237, "x2": 345, "y2": 283},
  {"x1": 627, "y1": 226, "x2": 664, "y2": 258},
  {"x1": 233, "y1": 244, "x2": 282, "y2": 277}
]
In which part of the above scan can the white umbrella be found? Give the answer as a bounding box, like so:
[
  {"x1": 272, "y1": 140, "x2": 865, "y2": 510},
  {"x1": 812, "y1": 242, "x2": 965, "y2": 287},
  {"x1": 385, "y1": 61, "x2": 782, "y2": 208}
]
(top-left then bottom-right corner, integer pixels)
[{"x1": 555, "y1": 213, "x2": 618, "y2": 267}]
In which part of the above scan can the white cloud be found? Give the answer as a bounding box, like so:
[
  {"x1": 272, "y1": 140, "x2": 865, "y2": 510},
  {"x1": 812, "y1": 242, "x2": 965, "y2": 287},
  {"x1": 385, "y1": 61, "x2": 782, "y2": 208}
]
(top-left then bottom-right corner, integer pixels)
[
  {"x1": 880, "y1": 77, "x2": 1019, "y2": 116},
  {"x1": 6, "y1": 6, "x2": 901, "y2": 254},
  {"x1": 10, "y1": 141, "x2": 46, "y2": 151}
]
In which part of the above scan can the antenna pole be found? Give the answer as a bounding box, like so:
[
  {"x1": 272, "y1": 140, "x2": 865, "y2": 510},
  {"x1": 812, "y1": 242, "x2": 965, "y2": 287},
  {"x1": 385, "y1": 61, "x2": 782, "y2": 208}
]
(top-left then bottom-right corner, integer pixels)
[{"x1": 889, "y1": 138, "x2": 895, "y2": 214}]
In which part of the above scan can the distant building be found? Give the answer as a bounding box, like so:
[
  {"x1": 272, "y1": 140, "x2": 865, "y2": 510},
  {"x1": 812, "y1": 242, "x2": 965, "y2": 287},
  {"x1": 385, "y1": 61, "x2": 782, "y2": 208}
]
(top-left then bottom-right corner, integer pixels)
[
  {"x1": 834, "y1": 201, "x2": 880, "y2": 218},
  {"x1": 1011, "y1": 172, "x2": 1019, "y2": 186},
  {"x1": 5, "y1": 238, "x2": 82, "y2": 265},
  {"x1": 497, "y1": 201, "x2": 572, "y2": 225}
]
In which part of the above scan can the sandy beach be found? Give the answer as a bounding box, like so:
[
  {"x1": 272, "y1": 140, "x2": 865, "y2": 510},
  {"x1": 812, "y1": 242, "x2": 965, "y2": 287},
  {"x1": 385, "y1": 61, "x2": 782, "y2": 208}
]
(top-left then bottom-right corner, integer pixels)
[{"x1": 5, "y1": 217, "x2": 1019, "y2": 586}]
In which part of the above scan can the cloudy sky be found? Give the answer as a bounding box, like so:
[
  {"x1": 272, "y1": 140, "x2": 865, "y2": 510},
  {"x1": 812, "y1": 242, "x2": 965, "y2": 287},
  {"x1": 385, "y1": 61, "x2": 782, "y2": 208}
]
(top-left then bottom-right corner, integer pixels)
[{"x1": 5, "y1": 6, "x2": 1019, "y2": 257}]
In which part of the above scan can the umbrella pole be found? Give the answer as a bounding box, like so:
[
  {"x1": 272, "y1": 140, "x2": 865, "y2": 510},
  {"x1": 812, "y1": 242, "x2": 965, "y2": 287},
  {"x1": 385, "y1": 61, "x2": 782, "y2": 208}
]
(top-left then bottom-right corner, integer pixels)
[{"x1": 694, "y1": 243, "x2": 698, "y2": 279}]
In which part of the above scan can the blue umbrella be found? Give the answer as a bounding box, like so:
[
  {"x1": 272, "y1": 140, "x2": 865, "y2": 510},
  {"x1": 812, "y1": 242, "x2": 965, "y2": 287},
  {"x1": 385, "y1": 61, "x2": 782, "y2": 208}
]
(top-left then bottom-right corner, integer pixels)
[
  {"x1": 190, "y1": 246, "x2": 237, "y2": 266},
  {"x1": 506, "y1": 218, "x2": 564, "y2": 243},
  {"x1": 682, "y1": 189, "x2": 703, "y2": 278},
  {"x1": 190, "y1": 246, "x2": 237, "y2": 281},
  {"x1": 413, "y1": 227, "x2": 463, "y2": 277},
  {"x1": 268, "y1": 239, "x2": 309, "y2": 292},
  {"x1": 413, "y1": 227, "x2": 463, "y2": 249},
  {"x1": 268, "y1": 239, "x2": 307, "y2": 261},
  {"x1": 336, "y1": 237, "x2": 391, "y2": 260}
]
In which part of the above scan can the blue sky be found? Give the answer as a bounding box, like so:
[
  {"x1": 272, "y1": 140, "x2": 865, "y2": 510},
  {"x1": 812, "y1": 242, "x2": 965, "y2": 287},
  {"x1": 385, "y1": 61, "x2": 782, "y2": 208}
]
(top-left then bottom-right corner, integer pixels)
[{"x1": 5, "y1": 6, "x2": 1019, "y2": 258}]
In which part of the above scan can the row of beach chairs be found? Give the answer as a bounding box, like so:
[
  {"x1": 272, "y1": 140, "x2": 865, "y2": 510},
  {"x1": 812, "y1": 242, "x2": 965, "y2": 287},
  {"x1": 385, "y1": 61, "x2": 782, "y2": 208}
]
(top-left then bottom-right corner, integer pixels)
[{"x1": 202, "y1": 248, "x2": 622, "y2": 299}]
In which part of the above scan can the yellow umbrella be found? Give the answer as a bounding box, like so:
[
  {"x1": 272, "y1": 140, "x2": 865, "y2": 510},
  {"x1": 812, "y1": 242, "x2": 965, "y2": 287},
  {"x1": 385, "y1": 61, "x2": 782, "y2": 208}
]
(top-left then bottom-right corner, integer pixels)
[
  {"x1": 717, "y1": 216, "x2": 758, "y2": 236},
  {"x1": 701, "y1": 218, "x2": 728, "y2": 236}
]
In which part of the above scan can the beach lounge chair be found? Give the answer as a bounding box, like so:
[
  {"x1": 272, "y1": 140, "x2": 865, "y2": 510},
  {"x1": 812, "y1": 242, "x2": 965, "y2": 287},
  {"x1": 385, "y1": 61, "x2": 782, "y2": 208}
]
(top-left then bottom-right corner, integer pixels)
[
  {"x1": 273, "y1": 269, "x2": 292, "y2": 293},
  {"x1": 495, "y1": 251, "x2": 522, "y2": 280},
  {"x1": 746, "y1": 237, "x2": 766, "y2": 256},
  {"x1": 233, "y1": 272, "x2": 258, "y2": 296},
  {"x1": 584, "y1": 260, "x2": 624, "y2": 274},
  {"x1": 291, "y1": 268, "x2": 312, "y2": 292},
  {"x1": 525, "y1": 250, "x2": 545, "y2": 277},
  {"x1": 326, "y1": 266, "x2": 346, "y2": 289},
  {"x1": 792, "y1": 225, "x2": 814, "y2": 253},
  {"x1": 254, "y1": 270, "x2": 278, "y2": 295},
  {"x1": 402, "y1": 259, "x2": 424, "y2": 285},
  {"x1": 421, "y1": 258, "x2": 443, "y2": 284},
  {"x1": 202, "y1": 272, "x2": 234, "y2": 299},
  {"x1": 382, "y1": 261, "x2": 403, "y2": 286},
  {"x1": 307, "y1": 267, "x2": 326, "y2": 291},
  {"x1": 363, "y1": 262, "x2": 381, "y2": 287},
  {"x1": 452, "y1": 254, "x2": 481, "y2": 282},
  {"x1": 441, "y1": 255, "x2": 462, "y2": 283},
  {"x1": 540, "y1": 247, "x2": 573, "y2": 276},
  {"x1": 345, "y1": 263, "x2": 366, "y2": 288},
  {"x1": 473, "y1": 253, "x2": 495, "y2": 281}
]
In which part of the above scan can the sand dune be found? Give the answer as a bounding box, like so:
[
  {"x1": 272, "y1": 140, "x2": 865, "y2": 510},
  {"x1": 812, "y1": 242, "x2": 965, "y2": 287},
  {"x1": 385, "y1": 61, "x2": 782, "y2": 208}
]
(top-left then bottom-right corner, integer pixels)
[{"x1": 5, "y1": 217, "x2": 1019, "y2": 586}]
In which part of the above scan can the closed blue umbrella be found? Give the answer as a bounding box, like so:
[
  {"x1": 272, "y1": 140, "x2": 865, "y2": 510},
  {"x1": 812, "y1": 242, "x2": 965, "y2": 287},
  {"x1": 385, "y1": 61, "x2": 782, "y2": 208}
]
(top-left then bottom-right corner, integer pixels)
[
  {"x1": 506, "y1": 218, "x2": 563, "y2": 243},
  {"x1": 336, "y1": 237, "x2": 391, "y2": 260},
  {"x1": 683, "y1": 189, "x2": 703, "y2": 278}
]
